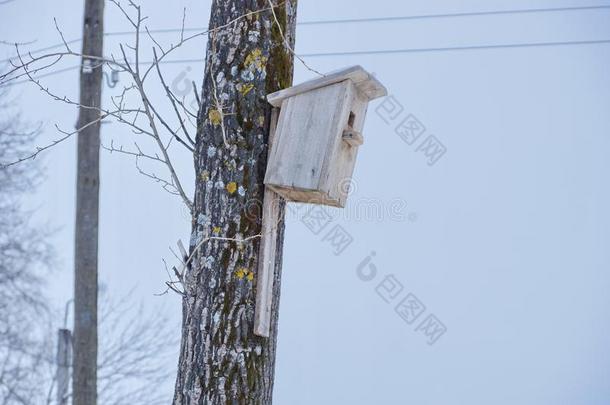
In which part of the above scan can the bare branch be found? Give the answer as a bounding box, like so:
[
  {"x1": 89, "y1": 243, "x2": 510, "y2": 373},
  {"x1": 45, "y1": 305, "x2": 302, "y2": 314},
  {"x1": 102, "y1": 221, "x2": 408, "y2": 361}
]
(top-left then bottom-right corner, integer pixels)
[
  {"x1": 102, "y1": 140, "x2": 166, "y2": 164},
  {"x1": 0, "y1": 1, "x2": 292, "y2": 211},
  {"x1": 0, "y1": 118, "x2": 105, "y2": 168},
  {"x1": 153, "y1": 48, "x2": 195, "y2": 148},
  {"x1": 53, "y1": 18, "x2": 72, "y2": 53}
]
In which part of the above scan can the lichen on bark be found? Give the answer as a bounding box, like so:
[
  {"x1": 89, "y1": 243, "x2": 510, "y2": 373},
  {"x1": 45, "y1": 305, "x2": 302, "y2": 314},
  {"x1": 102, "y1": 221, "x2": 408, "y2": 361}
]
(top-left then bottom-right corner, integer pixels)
[{"x1": 173, "y1": 1, "x2": 297, "y2": 404}]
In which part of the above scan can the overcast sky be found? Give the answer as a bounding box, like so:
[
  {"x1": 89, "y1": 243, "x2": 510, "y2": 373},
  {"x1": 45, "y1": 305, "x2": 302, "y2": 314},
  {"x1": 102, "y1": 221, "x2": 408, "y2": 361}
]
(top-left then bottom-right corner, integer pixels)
[{"x1": 1, "y1": 0, "x2": 610, "y2": 403}]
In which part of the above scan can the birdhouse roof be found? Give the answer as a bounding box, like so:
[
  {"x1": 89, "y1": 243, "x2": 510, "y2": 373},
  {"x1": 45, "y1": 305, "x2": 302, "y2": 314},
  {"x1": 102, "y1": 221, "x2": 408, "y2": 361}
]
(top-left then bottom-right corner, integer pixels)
[{"x1": 267, "y1": 65, "x2": 387, "y2": 107}]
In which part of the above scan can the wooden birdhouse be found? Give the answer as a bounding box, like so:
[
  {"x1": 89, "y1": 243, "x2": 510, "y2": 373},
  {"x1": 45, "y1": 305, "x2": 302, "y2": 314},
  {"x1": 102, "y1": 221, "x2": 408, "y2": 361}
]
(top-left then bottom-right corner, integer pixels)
[{"x1": 264, "y1": 66, "x2": 387, "y2": 208}]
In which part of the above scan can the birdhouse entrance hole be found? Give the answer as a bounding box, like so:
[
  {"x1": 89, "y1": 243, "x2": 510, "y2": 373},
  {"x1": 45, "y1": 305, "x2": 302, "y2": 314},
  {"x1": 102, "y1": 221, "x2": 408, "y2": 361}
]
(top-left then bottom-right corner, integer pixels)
[{"x1": 348, "y1": 111, "x2": 356, "y2": 128}]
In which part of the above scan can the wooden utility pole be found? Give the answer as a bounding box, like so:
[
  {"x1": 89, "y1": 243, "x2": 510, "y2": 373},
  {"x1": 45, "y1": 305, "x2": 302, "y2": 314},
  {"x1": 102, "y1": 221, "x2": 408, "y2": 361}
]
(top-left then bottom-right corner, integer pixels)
[
  {"x1": 173, "y1": 1, "x2": 297, "y2": 403},
  {"x1": 73, "y1": 1, "x2": 104, "y2": 404}
]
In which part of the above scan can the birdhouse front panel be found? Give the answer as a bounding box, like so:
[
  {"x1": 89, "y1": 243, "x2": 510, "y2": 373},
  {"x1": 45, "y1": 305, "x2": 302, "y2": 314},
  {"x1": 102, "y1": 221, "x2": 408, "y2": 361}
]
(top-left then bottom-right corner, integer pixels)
[
  {"x1": 265, "y1": 80, "x2": 354, "y2": 206},
  {"x1": 264, "y1": 66, "x2": 386, "y2": 207}
]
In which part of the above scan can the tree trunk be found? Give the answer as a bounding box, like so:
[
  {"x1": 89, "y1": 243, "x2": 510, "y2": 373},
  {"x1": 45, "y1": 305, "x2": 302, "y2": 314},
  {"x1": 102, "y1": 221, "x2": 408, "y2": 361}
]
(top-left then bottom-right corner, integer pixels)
[
  {"x1": 73, "y1": 1, "x2": 104, "y2": 404},
  {"x1": 173, "y1": 1, "x2": 297, "y2": 403}
]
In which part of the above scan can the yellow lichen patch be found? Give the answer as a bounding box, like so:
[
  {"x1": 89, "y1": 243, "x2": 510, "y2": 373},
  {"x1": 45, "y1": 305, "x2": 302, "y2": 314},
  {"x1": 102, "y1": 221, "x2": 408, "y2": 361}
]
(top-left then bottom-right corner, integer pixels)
[
  {"x1": 212, "y1": 226, "x2": 221, "y2": 234},
  {"x1": 223, "y1": 160, "x2": 236, "y2": 170},
  {"x1": 200, "y1": 170, "x2": 210, "y2": 181},
  {"x1": 208, "y1": 108, "x2": 222, "y2": 126},
  {"x1": 257, "y1": 115, "x2": 265, "y2": 127},
  {"x1": 244, "y1": 48, "x2": 267, "y2": 71},
  {"x1": 226, "y1": 181, "x2": 237, "y2": 194},
  {"x1": 239, "y1": 83, "x2": 255, "y2": 96},
  {"x1": 235, "y1": 268, "x2": 247, "y2": 279},
  {"x1": 246, "y1": 271, "x2": 254, "y2": 282}
]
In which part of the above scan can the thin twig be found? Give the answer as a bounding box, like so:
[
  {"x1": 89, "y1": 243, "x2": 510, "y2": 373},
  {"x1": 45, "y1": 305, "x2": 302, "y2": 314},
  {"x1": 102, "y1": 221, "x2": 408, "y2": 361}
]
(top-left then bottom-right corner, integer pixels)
[
  {"x1": 208, "y1": 31, "x2": 230, "y2": 147},
  {"x1": 266, "y1": 0, "x2": 325, "y2": 77}
]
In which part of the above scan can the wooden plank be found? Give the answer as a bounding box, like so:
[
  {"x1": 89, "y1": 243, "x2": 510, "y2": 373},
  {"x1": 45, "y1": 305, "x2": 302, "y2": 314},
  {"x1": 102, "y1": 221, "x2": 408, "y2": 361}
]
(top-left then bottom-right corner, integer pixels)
[
  {"x1": 318, "y1": 80, "x2": 357, "y2": 205},
  {"x1": 327, "y1": 88, "x2": 369, "y2": 206},
  {"x1": 254, "y1": 108, "x2": 282, "y2": 337},
  {"x1": 265, "y1": 81, "x2": 351, "y2": 196},
  {"x1": 267, "y1": 185, "x2": 343, "y2": 207},
  {"x1": 267, "y1": 65, "x2": 387, "y2": 107},
  {"x1": 177, "y1": 239, "x2": 188, "y2": 261}
]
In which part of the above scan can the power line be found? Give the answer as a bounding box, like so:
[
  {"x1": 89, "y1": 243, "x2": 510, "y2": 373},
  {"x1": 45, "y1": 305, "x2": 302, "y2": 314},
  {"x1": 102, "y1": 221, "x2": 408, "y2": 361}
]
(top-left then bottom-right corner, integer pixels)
[
  {"x1": 299, "y1": 38, "x2": 610, "y2": 57},
  {"x1": 2, "y1": 3, "x2": 609, "y2": 64},
  {"x1": 108, "y1": 3, "x2": 610, "y2": 35},
  {"x1": 4, "y1": 65, "x2": 80, "y2": 86},
  {"x1": 5, "y1": 37, "x2": 610, "y2": 87},
  {"x1": 140, "y1": 38, "x2": 610, "y2": 62},
  {"x1": 297, "y1": 4, "x2": 610, "y2": 26},
  {"x1": 0, "y1": 38, "x2": 81, "y2": 64}
]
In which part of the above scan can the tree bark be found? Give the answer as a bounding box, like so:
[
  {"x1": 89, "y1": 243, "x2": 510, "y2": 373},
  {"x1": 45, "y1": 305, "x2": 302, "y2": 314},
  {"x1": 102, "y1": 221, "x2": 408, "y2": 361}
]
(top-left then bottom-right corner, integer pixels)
[
  {"x1": 173, "y1": 1, "x2": 297, "y2": 403},
  {"x1": 73, "y1": 1, "x2": 104, "y2": 404}
]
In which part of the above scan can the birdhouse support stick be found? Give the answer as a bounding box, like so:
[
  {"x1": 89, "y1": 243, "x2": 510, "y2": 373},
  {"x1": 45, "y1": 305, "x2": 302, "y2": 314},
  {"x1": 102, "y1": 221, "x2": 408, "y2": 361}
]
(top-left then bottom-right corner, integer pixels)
[{"x1": 254, "y1": 108, "x2": 282, "y2": 337}]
